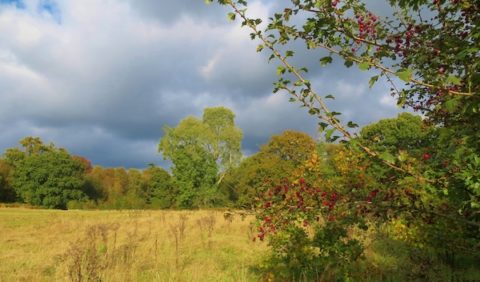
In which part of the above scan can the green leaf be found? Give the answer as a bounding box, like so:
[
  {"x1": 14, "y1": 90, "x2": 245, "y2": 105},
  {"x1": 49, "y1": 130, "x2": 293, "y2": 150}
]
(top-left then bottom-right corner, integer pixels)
[
  {"x1": 325, "y1": 94, "x2": 335, "y2": 100},
  {"x1": 445, "y1": 98, "x2": 459, "y2": 112},
  {"x1": 397, "y1": 90, "x2": 407, "y2": 107},
  {"x1": 325, "y1": 128, "x2": 336, "y2": 141},
  {"x1": 369, "y1": 75, "x2": 379, "y2": 88},
  {"x1": 319, "y1": 56, "x2": 333, "y2": 66},
  {"x1": 396, "y1": 69, "x2": 413, "y2": 82},
  {"x1": 318, "y1": 122, "x2": 329, "y2": 132},
  {"x1": 347, "y1": 121, "x2": 359, "y2": 128},
  {"x1": 285, "y1": 50, "x2": 295, "y2": 57},
  {"x1": 398, "y1": 151, "x2": 408, "y2": 162},
  {"x1": 330, "y1": 135, "x2": 340, "y2": 142},
  {"x1": 256, "y1": 44, "x2": 264, "y2": 52},
  {"x1": 307, "y1": 40, "x2": 316, "y2": 49},
  {"x1": 379, "y1": 152, "x2": 396, "y2": 164},
  {"x1": 446, "y1": 75, "x2": 461, "y2": 85},
  {"x1": 276, "y1": 66, "x2": 286, "y2": 76},
  {"x1": 227, "y1": 12, "x2": 236, "y2": 21},
  {"x1": 308, "y1": 108, "x2": 319, "y2": 115},
  {"x1": 327, "y1": 111, "x2": 341, "y2": 117},
  {"x1": 358, "y1": 62, "x2": 369, "y2": 71},
  {"x1": 344, "y1": 60, "x2": 354, "y2": 68}
]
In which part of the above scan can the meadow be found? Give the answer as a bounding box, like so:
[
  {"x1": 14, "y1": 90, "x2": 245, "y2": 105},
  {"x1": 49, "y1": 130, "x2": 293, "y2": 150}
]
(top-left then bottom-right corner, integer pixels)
[
  {"x1": 0, "y1": 208, "x2": 266, "y2": 282},
  {"x1": 2, "y1": 207, "x2": 480, "y2": 282}
]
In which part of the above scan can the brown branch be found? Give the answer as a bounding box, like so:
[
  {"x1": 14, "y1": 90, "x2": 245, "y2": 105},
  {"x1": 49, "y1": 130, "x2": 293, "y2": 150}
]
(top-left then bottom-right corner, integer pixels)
[
  {"x1": 228, "y1": 1, "x2": 430, "y2": 181},
  {"x1": 298, "y1": 7, "x2": 473, "y2": 97}
]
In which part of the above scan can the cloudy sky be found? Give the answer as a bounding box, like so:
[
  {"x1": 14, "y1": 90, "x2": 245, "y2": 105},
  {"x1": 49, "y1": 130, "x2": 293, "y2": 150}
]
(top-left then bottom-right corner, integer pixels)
[{"x1": 0, "y1": 0, "x2": 402, "y2": 168}]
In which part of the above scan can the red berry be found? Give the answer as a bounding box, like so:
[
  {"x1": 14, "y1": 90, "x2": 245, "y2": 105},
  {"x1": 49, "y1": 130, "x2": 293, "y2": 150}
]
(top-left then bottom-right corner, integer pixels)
[{"x1": 423, "y1": 153, "x2": 432, "y2": 160}]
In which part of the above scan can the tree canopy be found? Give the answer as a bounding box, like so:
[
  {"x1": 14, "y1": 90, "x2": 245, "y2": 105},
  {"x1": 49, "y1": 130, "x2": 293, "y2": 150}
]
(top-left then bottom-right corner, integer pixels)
[
  {"x1": 221, "y1": 130, "x2": 316, "y2": 207},
  {"x1": 158, "y1": 106, "x2": 242, "y2": 208},
  {"x1": 4, "y1": 137, "x2": 87, "y2": 209}
]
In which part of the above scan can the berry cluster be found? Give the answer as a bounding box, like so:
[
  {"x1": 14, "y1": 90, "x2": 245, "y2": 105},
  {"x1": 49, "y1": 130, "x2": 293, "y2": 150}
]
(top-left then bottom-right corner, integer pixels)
[
  {"x1": 351, "y1": 12, "x2": 378, "y2": 53},
  {"x1": 357, "y1": 12, "x2": 378, "y2": 39},
  {"x1": 255, "y1": 178, "x2": 341, "y2": 241}
]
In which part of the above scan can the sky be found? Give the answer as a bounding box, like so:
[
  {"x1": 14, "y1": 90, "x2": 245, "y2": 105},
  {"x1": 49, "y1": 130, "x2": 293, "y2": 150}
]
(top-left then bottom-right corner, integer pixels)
[{"x1": 0, "y1": 0, "x2": 402, "y2": 168}]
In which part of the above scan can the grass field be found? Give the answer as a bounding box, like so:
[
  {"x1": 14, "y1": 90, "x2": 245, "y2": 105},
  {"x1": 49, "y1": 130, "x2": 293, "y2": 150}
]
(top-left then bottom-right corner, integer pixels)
[
  {"x1": 2, "y1": 208, "x2": 479, "y2": 282},
  {"x1": 0, "y1": 208, "x2": 266, "y2": 282}
]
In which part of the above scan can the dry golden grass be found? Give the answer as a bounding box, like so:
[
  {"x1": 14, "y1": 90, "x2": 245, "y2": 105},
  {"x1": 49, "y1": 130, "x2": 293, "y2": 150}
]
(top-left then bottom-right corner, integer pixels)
[{"x1": 0, "y1": 208, "x2": 267, "y2": 282}]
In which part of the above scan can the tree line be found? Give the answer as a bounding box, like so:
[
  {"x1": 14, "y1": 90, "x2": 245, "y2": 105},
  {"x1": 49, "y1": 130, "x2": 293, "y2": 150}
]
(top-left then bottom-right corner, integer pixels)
[
  {"x1": 0, "y1": 108, "x2": 428, "y2": 212},
  {"x1": 0, "y1": 136, "x2": 174, "y2": 209},
  {"x1": 0, "y1": 106, "x2": 314, "y2": 210}
]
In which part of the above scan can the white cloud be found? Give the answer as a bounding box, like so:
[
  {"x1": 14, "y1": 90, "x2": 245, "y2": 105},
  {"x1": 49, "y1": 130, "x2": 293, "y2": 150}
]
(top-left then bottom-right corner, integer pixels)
[
  {"x1": 200, "y1": 52, "x2": 221, "y2": 80},
  {"x1": 0, "y1": 0, "x2": 403, "y2": 168},
  {"x1": 335, "y1": 80, "x2": 367, "y2": 98},
  {"x1": 380, "y1": 93, "x2": 397, "y2": 108}
]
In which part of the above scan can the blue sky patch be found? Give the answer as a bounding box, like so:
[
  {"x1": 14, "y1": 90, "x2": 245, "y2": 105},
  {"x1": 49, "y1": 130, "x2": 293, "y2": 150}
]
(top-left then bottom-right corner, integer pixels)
[
  {"x1": 39, "y1": 0, "x2": 61, "y2": 23},
  {"x1": 0, "y1": 0, "x2": 25, "y2": 9}
]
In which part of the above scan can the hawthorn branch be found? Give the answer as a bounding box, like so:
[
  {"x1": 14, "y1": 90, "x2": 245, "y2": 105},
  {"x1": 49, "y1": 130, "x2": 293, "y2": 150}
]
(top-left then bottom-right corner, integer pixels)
[
  {"x1": 307, "y1": 38, "x2": 473, "y2": 97},
  {"x1": 227, "y1": 1, "x2": 428, "y2": 179},
  {"x1": 297, "y1": 7, "x2": 473, "y2": 97}
]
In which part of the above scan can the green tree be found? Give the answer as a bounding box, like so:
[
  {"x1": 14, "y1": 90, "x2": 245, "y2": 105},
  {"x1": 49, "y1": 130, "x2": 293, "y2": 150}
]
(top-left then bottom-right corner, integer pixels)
[
  {"x1": 115, "y1": 169, "x2": 147, "y2": 209},
  {"x1": 158, "y1": 107, "x2": 242, "y2": 208},
  {"x1": 84, "y1": 166, "x2": 113, "y2": 204},
  {"x1": 358, "y1": 113, "x2": 434, "y2": 181},
  {"x1": 143, "y1": 165, "x2": 176, "y2": 209},
  {"x1": 127, "y1": 169, "x2": 146, "y2": 197},
  {"x1": 87, "y1": 167, "x2": 140, "y2": 209},
  {"x1": 159, "y1": 117, "x2": 218, "y2": 207},
  {"x1": 0, "y1": 159, "x2": 15, "y2": 202},
  {"x1": 260, "y1": 130, "x2": 316, "y2": 167},
  {"x1": 5, "y1": 137, "x2": 87, "y2": 209},
  {"x1": 221, "y1": 130, "x2": 316, "y2": 207},
  {"x1": 359, "y1": 113, "x2": 432, "y2": 154},
  {"x1": 203, "y1": 107, "x2": 243, "y2": 172},
  {"x1": 221, "y1": 154, "x2": 291, "y2": 208}
]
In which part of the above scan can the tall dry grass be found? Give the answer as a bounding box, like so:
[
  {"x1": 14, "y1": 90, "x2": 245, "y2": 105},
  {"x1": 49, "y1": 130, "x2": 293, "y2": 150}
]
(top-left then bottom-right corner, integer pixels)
[{"x1": 0, "y1": 208, "x2": 266, "y2": 282}]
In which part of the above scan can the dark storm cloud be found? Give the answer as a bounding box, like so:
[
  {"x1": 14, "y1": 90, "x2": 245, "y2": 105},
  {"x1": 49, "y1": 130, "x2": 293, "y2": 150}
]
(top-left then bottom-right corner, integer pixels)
[{"x1": 0, "y1": 0, "x2": 402, "y2": 168}]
